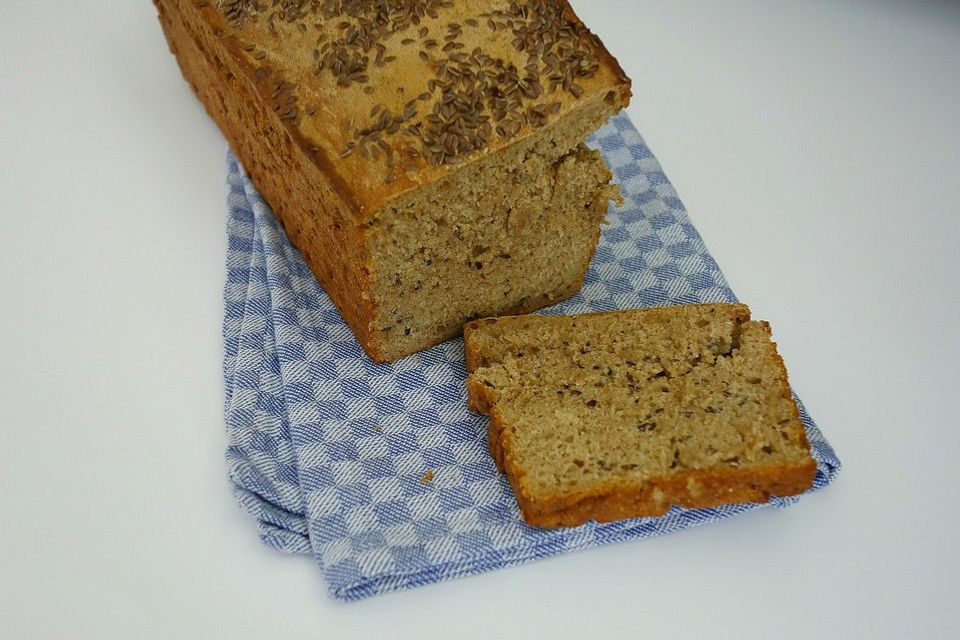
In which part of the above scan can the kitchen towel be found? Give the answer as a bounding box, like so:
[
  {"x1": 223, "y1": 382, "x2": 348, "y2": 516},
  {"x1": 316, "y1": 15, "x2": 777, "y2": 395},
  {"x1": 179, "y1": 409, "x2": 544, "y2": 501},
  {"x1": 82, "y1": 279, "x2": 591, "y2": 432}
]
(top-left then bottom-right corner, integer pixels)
[{"x1": 222, "y1": 112, "x2": 841, "y2": 601}]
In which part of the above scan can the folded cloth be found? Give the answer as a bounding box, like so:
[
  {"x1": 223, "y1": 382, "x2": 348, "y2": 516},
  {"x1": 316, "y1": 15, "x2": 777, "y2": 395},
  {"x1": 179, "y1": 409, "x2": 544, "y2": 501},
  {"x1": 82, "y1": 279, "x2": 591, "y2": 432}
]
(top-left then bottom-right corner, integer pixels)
[{"x1": 222, "y1": 113, "x2": 841, "y2": 601}]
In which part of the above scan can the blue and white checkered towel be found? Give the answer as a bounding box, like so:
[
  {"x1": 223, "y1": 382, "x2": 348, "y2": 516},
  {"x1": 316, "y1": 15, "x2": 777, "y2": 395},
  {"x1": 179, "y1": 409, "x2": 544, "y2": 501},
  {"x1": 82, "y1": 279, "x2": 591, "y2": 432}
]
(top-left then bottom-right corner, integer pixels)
[{"x1": 222, "y1": 113, "x2": 841, "y2": 601}]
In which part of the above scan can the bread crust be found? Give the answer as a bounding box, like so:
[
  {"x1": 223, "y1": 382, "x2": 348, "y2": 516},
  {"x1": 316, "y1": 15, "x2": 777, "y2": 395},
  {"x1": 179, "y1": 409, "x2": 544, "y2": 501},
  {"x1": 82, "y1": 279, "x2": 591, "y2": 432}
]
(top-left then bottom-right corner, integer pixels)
[
  {"x1": 464, "y1": 304, "x2": 818, "y2": 528},
  {"x1": 157, "y1": 0, "x2": 631, "y2": 362},
  {"x1": 508, "y1": 457, "x2": 817, "y2": 528},
  {"x1": 167, "y1": 0, "x2": 631, "y2": 217},
  {"x1": 156, "y1": 0, "x2": 382, "y2": 357}
]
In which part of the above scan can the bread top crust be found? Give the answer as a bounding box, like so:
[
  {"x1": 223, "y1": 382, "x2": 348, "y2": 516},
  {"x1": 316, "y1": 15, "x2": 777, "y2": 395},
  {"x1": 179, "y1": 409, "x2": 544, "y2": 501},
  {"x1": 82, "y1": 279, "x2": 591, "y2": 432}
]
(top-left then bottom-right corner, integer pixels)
[{"x1": 192, "y1": 0, "x2": 631, "y2": 217}]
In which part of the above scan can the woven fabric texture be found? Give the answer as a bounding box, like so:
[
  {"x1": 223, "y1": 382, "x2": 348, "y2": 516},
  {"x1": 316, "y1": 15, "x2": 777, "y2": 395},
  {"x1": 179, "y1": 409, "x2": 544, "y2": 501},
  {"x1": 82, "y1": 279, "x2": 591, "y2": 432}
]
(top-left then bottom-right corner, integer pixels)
[{"x1": 222, "y1": 113, "x2": 841, "y2": 601}]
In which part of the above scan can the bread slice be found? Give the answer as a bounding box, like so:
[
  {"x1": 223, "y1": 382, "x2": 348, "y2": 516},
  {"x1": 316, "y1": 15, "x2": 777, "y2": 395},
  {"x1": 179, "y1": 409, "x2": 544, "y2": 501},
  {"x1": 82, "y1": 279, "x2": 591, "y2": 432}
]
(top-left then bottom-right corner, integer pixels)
[
  {"x1": 154, "y1": 0, "x2": 631, "y2": 362},
  {"x1": 464, "y1": 304, "x2": 817, "y2": 528}
]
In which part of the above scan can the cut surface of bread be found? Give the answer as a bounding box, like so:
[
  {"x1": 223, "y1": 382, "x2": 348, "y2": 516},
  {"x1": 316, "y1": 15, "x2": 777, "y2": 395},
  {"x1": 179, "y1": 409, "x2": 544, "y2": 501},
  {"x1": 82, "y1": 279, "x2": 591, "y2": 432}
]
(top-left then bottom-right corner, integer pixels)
[
  {"x1": 464, "y1": 304, "x2": 817, "y2": 528},
  {"x1": 155, "y1": 0, "x2": 631, "y2": 362}
]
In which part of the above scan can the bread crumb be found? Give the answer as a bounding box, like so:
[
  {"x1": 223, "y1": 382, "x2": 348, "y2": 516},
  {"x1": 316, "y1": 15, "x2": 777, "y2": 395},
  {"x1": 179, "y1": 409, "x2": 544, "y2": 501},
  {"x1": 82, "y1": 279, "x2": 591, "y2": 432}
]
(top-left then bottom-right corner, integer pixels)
[
  {"x1": 419, "y1": 470, "x2": 435, "y2": 485},
  {"x1": 463, "y1": 303, "x2": 817, "y2": 527}
]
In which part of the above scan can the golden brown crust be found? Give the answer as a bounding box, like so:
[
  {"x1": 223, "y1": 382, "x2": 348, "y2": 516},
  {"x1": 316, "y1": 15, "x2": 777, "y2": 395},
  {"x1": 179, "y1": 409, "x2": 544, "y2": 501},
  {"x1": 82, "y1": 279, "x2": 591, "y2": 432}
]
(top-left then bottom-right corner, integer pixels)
[
  {"x1": 156, "y1": 0, "x2": 384, "y2": 357},
  {"x1": 510, "y1": 458, "x2": 818, "y2": 528},
  {"x1": 187, "y1": 2, "x2": 365, "y2": 213},
  {"x1": 560, "y1": 2, "x2": 632, "y2": 107},
  {"x1": 487, "y1": 408, "x2": 509, "y2": 474},
  {"x1": 464, "y1": 304, "x2": 817, "y2": 528},
  {"x1": 182, "y1": 0, "x2": 631, "y2": 216}
]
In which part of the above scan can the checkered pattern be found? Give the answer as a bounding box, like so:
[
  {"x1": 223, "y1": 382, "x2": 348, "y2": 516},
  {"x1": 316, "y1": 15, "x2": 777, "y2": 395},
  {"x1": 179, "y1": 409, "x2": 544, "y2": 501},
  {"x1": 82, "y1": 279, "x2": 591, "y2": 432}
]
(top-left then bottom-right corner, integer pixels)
[{"x1": 223, "y1": 113, "x2": 841, "y2": 601}]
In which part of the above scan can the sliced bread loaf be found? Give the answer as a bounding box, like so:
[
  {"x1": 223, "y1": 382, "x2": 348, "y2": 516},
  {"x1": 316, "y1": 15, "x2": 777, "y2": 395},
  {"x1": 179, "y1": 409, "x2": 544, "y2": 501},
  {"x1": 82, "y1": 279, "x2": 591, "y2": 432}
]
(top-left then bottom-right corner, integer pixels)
[
  {"x1": 155, "y1": 0, "x2": 630, "y2": 362},
  {"x1": 464, "y1": 304, "x2": 817, "y2": 528}
]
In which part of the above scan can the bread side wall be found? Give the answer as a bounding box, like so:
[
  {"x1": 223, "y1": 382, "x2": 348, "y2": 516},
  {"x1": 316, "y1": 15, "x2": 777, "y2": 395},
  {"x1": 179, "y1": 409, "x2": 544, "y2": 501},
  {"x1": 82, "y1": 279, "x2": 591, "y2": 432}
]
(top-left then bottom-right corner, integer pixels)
[{"x1": 156, "y1": 0, "x2": 380, "y2": 354}]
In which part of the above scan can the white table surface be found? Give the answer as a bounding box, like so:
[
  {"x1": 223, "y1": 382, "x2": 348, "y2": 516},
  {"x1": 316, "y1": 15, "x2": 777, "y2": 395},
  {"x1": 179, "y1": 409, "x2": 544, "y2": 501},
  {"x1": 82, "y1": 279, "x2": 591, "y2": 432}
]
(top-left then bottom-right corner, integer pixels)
[{"x1": 2, "y1": 1, "x2": 959, "y2": 638}]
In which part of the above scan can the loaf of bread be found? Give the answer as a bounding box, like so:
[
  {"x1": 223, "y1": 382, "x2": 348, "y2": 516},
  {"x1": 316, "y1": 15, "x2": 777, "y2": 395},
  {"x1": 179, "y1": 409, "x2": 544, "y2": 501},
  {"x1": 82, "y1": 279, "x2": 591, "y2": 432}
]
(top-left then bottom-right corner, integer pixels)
[
  {"x1": 464, "y1": 304, "x2": 817, "y2": 528},
  {"x1": 155, "y1": 0, "x2": 631, "y2": 362}
]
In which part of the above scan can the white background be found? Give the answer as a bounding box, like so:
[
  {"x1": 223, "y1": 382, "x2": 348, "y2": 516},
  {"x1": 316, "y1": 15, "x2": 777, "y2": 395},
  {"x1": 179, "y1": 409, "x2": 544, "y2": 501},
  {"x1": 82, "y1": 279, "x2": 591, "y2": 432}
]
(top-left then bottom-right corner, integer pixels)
[{"x1": 2, "y1": 1, "x2": 958, "y2": 638}]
